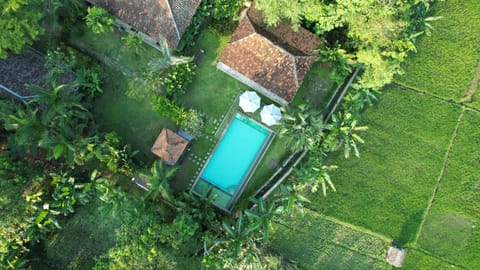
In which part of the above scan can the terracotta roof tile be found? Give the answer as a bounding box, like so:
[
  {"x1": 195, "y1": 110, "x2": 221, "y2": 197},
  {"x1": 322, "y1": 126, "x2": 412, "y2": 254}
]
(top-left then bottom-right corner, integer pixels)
[
  {"x1": 219, "y1": 8, "x2": 321, "y2": 103},
  {"x1": 230, "y1": 14, "x2": 255, "y2": 43},
  {"x1": 89, "y1": 0, "x2": 200, "y2": 49},
  {"x1": 247, "y1": 7, "x2": 321, "y2": 55},
  {"x1": 151, "y1": 128, "x2": 189, "y2": 165}
]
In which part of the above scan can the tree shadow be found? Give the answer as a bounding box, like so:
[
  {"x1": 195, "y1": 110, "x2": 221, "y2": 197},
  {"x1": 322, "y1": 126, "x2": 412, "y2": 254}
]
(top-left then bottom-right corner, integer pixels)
[{"x1": 392, "y1": 210, "x2": 424, "y2": 247}]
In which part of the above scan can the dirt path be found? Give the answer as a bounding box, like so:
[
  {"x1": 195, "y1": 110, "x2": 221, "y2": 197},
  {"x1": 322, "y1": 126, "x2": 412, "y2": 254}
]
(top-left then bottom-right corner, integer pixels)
[{"x1": 461, "y1": 58, "x2": 480, "y2": 103}]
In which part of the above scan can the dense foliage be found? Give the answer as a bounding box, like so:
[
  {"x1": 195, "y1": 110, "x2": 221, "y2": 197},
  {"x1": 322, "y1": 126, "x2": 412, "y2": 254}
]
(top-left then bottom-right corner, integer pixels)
[
  {"x1": 256, "y1": 0, "x2": 437, "y2": 90},
  {"x1": 84, "y1": 7, "x2": 114, "y2": 34},
  {"x1": 178, "y1": 0, "x2": 246, "y2": 50},
  {"x1": 0, "y1": 0, "x2": 44, "y2": 58}
]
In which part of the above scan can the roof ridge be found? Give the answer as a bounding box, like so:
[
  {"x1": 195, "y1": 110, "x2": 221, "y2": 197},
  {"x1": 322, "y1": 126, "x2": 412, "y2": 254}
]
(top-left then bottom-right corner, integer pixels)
[
  {"x1": 229, "y1": 32, "x2": 256, "y2": 46},
  {"x1": 165, "y1": 0, "x2": 181, "y2": 41},
  {"x1": 293, "y1": 57, "x2": 299, "y2": 88}
]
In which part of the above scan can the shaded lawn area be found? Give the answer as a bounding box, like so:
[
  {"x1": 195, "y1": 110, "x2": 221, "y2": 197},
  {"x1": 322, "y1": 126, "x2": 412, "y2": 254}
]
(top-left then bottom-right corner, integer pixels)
[
  {"x1": 417, "y1": 110, "x2": 480, "y2": 268},
  {"x1": 270, "y1": 209, "x2": 392, "y2": 270},
  {"x1": 395, "y1": 0, "x2": 480, "y2": 102},
  {"x1": 182, "y1": 27, "x2": 244, "y2": 118},
  {"x1": 292, "y1": 62, "x2": 335, "y2": 110},
  {"x1": 36, "y1": 200, "x2": 122, "y2": 270},
  {"x1": 67, "y1": 23, "x2": 176, "y2": 160},
  {"x1": 0, "y1": 176, "x2": 28, "y2": 232},
  {"x1": 93, "y1": 67, "x2": 175, "y2": 161},
  {"x1": 308, "y1": 87, "x2": 460, "y2": 242},
  {"x1": 69, "y1": 23, "x2": 161, "y2": 74}
]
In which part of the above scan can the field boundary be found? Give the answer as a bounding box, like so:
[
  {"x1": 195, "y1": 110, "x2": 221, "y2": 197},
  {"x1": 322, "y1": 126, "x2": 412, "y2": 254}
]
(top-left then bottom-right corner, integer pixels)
[
  {"x1": 273, "y1": 220, "x2": 389, "y2": 265},
  {"x1": 393, "y1": 82, "x2": 480, "y2": 114},
  {"x1": 304, "y1": 206, "x2": 393, "y2": 243},
  {"x1": 406, "y1": 246, "x2": 468, "y2": 269},
  {"x1": 414, "y1": 108, "x2": 465, "y2": 243}
]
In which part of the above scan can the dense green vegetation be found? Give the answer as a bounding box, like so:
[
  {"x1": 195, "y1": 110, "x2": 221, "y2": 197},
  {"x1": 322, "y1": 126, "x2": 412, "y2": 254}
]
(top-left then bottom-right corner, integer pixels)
[
  {"x1": 396, "y1": 0, "x2": 480, "y2": 103},
  {"x1": 312, "y1": 88, "x2": 460, "y2": 240},
  {"x1": 271, "y1": 209, "x2": 391, "y2": 269},
  {"x1": 417, "y1": 111, "x2": 480, "y2": 269},
  {"x1": 2, "y1": 0, "x2": 478, "y2": 269},
  {"x1": 269, "y1": 0, "x2": 480, "y2": 269}
]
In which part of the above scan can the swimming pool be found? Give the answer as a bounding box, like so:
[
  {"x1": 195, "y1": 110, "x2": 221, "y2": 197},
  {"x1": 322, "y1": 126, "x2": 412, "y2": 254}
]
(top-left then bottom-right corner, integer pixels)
[{"x1": 191, "y1": 113, "x2": 273, "y2": 212}]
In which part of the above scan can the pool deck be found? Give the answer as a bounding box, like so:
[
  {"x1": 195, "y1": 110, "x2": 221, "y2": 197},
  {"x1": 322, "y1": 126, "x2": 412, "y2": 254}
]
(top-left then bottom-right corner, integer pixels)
[{"x1": 191, "y1": 112, "x2": 275, "y2": 212}]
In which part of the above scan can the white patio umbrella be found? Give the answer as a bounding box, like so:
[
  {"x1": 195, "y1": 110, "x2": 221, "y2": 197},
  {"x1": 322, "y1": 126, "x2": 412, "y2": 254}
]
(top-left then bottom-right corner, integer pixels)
[
  {"x1": 260, "y1": 104, "x2": 282, "y2": 126},
  {"x1": 239, "y1": 91, "x2": 261, "y2": 113}
]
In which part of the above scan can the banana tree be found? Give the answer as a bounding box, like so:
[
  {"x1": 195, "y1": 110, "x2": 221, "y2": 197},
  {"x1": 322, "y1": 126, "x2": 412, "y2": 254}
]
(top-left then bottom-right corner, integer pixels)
[
  {"x1": 244, "y1": 197, "x2": 280, "y2": 243},
  {"x1": 330, "y1": 111, "x2": 368, "y2": 158},
  {"x1": 143, "y1": 160, "x2": 178, "y2": 204},
  {"x1": 213, "y1": 213, "x2": 262, "y2": 269},
  {"x1": 279, "y1": 104, "x2": 330, "y2": 152},
  {"x1": 293, "y1": 156, "x2": 338, "y2": 196}
]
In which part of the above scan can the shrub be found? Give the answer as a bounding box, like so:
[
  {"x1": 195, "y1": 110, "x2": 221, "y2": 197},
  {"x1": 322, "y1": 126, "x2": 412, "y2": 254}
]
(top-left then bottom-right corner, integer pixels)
[
  {"x1": 84, "y1": 7, "x2": 114, "y2": 34},
  {"x1": 179, "y1": 109, "x2": 204, "y2": 138},
  {"x1": 163, "y1": 63, "x2": 196, "y2": 101},
  {"x1": 121, "y1": 32, "x2": 144, "y2": 55}
]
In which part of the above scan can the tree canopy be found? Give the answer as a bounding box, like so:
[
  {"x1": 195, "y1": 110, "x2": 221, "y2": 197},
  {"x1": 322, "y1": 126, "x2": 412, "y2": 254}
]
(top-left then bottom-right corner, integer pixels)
[{"x1": 255, "y1": 0, "x2": 437, "y2": 89}]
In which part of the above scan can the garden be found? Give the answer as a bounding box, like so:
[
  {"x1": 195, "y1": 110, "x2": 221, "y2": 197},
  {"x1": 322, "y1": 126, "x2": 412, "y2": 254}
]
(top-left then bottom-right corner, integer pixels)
[{"x1": 1, "y1": 0, "x2": 479, "y2": 269}]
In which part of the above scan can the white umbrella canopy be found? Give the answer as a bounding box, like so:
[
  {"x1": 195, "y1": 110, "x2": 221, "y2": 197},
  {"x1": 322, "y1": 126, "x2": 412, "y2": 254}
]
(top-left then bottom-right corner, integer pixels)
[
  {"x1": 260, "y1": 104, "x2": 282, "y2": 126},
  {"x1": 239, "y1": 91, "x2": 261, "y2": 113}
]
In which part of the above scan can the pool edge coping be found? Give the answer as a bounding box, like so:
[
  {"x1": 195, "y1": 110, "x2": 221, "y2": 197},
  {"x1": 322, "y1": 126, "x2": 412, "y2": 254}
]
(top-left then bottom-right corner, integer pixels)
[{"x1": 190, "y1": 112, "x2": 275, "y2": 213}]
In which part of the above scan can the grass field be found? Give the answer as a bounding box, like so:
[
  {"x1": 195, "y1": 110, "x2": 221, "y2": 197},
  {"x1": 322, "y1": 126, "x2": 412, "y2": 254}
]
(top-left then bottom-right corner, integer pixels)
[
  {"x1": 395, "y1": 0, "x2": 480, "y2": 103},
  {"x1": 310, "y1": 87, "x2": 460, "y2": 242},
  {"x1": 272, "y1": 1, "x2": 480, "y2": 268},
  {"x1": 416, "y1": 110, "x2": 480, "y2": 269}
]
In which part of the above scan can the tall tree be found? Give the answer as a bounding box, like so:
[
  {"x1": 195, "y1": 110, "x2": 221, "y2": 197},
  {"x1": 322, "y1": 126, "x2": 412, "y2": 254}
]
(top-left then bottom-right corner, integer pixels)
[
  {"x1": 255, "y1": 0, "x2": 437, "y2": 90},
  {"x1": 0, "y1": 0, "x2": 44, "y2": 58}
]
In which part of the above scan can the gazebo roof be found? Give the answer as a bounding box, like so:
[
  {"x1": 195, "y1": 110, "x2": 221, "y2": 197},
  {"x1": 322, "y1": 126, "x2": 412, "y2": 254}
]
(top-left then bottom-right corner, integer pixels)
[
  {"x1": 151, "y1": 128, "x2": 189, "y2": 165},
  {"x1": 218, "y1": 6, "x2": 322, "y2": 105},
  {"x1": 88, "y1": 0, "x2": 201, "y2": 49}
]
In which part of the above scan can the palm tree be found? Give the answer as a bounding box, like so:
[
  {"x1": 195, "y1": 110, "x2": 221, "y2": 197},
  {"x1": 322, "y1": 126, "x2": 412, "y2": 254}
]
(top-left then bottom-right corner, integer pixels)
[
  {"x1": 147, "y1": 37, "x2": 193, "y2": 71},
  {"x1": 5, "y1": 106, "x2": 44, "y2": 154},
  {"x1": 144, "y1": 160, "x2": 178, "y2": 204}
]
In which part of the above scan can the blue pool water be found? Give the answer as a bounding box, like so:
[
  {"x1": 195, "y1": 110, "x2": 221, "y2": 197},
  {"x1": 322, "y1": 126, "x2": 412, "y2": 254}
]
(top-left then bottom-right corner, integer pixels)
[{"x1": 201, "y1": 114, "x2": 270, "y2": 195}]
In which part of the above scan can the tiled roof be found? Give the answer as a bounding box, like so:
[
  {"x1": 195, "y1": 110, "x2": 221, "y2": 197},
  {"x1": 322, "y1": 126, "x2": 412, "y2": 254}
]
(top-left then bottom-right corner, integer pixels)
[
  {"x1": 89, "y1": 0, "x2": 200, "y2": 49},
  {"x1": 219, "y1": 7, "x2": 321, "y2": 104},
  {"x1": 151, "y1": 128, "x2": 189, "y2": 165}
]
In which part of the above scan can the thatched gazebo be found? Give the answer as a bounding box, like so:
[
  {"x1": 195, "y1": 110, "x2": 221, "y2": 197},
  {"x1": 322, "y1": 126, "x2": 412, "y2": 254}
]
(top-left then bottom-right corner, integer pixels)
[{"x1": 151, "y1": 128, "x2": 189, "y2": 165}]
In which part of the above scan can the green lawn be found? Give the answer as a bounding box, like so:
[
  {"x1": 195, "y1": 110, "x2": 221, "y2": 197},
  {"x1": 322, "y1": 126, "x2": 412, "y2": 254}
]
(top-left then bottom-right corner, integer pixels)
[
  {"x1": 416, "y1": 110, "x2": 480, "y2": 268},
  {"x1": 70, "y1": 24, "x2": 161, "y2": 75},
  {"x1": 310, "y1": 87, "x2": 460, "y2": 242},
  {"x1": 182, "y1": 28, "x2": 244, "y2": 119},
  {"x1": 0, "y1": 176, "x2": 28, "y2": 236},
  {"x1": 395, "y1": 0, "x2": 480, "y2": 103},
  {"x1": 67, "y1": 23, "x2": 175, "y2": 161}
]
